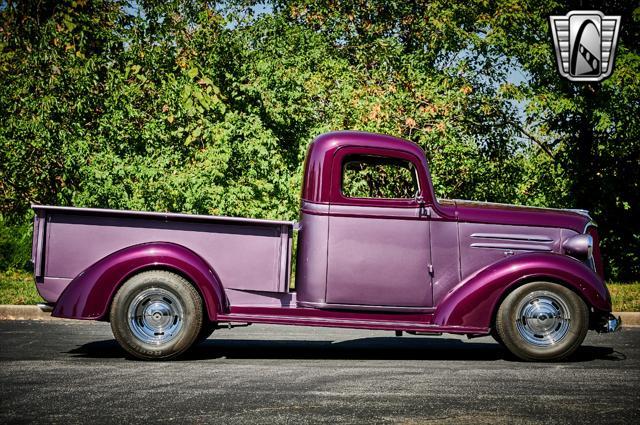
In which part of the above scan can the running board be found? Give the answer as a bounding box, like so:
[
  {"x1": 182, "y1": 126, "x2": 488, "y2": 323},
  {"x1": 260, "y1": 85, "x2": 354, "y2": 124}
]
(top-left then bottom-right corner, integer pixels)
[{"x1": 216, "y1": 307, "x2": 488, "y2": 335}]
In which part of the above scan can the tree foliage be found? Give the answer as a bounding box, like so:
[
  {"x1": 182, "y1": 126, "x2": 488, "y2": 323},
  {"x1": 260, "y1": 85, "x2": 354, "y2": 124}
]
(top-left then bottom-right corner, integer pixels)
[{"x1": 0, "y1": 0, "x2": 638, "y2": 279}]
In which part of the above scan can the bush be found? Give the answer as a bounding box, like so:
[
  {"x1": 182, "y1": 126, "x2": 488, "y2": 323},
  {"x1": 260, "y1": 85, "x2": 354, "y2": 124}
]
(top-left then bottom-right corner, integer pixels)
[{"x1": 0, "y1": 216, "x2": 32, "y2": 272}]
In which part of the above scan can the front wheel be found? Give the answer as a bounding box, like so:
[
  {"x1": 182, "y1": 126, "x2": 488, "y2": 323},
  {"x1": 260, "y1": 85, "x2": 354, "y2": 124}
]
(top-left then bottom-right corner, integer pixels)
[
  {"x1": 110, "y1": 270, "x2": 204, "y2": 360},
  {"x1": 495, "y1": 281, "x2": 589, "y2": 361},
  {"x1": 195, "y1": 321, "x2": 217, "y2": 345}
]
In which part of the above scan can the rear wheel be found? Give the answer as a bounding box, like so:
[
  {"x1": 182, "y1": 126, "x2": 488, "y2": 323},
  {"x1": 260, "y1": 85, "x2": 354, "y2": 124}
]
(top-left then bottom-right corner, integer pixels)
[
  {"x1": 495, "y1": 281, "x2": 589, "y2": 361},
  {"x1": 110, "y1": 270, "x2": 203, "y2": 360},
  {"x1": 490, "y1": 327, "x2": 503, "y2": 346}
]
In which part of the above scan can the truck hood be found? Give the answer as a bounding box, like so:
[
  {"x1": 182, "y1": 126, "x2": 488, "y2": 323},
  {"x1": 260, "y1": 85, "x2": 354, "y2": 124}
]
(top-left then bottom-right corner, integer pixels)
[{"x1": 436, "y1": 199, "x2": 591, "y2": 233}]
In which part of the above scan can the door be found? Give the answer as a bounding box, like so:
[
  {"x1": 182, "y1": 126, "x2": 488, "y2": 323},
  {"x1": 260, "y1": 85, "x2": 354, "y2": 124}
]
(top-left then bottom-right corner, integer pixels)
[{"x1": 325, "y1": 147, "x2": 433, "y2": 308}]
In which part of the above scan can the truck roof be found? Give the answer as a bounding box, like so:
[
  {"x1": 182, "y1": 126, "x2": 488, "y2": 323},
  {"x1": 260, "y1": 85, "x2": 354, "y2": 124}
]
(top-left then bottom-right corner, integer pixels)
[{"x1": 302, "y1": 131, "x2": 429, "y2": 204}]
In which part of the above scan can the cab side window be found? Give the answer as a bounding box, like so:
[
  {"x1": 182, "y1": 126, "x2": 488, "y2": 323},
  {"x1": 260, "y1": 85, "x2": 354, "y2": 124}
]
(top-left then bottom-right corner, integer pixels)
[{"x1": 342, "y1": 155, "x2": 418, "y2": 199}]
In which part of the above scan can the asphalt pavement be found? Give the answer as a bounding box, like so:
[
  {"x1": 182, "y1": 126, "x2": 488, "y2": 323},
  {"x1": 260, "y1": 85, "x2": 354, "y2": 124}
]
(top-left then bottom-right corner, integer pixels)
[{"x1": 0, "y1": 320, "x2": 638, "y2": 424}]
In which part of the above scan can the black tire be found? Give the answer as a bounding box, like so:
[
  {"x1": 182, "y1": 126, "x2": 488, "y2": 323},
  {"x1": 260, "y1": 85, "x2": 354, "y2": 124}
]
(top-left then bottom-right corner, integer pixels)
[
  {"x1": 110, "y1": 270, "x2": 203, "y2": 360},
  {"x1": 195, "y1": 321, "x2": 216, "y2": 345},
  {"x1": 495, "y1": 281, "x2": 589, "y2": 361},
  {"x1": 490, "y1": 327, "x2": 504, "y2": 346}
]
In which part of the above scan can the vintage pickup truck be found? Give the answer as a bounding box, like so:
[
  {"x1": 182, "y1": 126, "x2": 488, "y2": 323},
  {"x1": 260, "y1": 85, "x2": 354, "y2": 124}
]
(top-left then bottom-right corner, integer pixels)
[{"x1": 31, "y1": 131, "x2": 620, "y2": 361}]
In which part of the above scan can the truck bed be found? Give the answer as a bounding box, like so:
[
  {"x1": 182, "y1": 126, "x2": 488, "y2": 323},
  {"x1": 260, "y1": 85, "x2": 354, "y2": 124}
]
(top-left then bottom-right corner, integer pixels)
[{"x1": 32, "y1": 205, "x2": 294, "y2": 305}]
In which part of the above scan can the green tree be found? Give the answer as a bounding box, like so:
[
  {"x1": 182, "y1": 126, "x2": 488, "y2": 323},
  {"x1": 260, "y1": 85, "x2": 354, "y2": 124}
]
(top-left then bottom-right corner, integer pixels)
[
  {"x1": 484, "y1": 0, "x2": 640, "y2": 280},
  {"x1": 0, "y1": 0, "x2": 637, "y2": 280}
]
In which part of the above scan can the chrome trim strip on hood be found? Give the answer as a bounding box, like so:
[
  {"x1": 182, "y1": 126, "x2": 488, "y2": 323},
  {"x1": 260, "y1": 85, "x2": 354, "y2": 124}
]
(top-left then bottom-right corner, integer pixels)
[
  {"x1": 470, "y1": 233, "x2": 554, "y2": 242},
  {"x1": 470, "y1": 242, "x2": 553, "y2": 252}
]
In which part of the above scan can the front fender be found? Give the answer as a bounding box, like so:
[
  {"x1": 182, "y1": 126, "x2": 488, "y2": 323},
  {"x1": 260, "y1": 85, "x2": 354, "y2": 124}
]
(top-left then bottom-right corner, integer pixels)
[
  {"x1": 51, "y1": 242, "x2": 228, "y2": 321},
  {"x1": 433, "y1": 253, "x2": 610, "y2": 329}
]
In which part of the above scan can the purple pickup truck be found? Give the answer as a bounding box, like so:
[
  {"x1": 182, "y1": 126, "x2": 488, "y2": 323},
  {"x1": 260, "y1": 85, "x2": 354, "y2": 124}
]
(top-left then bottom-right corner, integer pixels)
[{"x1": 32, "y1": 131, "x2": 620, "y2": 361}]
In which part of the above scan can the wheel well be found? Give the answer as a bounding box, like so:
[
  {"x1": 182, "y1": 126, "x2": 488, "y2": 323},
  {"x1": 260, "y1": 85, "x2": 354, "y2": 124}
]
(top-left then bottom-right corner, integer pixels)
[
  {"x1": 102, "y1": 265, "x2": 208, "y2": 323},
  {"x1": 489, "y1": 276, "x2": 593, "y2": 331}
]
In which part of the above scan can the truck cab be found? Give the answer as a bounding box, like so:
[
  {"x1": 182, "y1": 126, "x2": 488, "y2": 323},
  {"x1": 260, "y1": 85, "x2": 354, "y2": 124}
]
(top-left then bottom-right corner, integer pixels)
[{"x1": 296, "y1": 131, "x2": 434, "y2": 310}]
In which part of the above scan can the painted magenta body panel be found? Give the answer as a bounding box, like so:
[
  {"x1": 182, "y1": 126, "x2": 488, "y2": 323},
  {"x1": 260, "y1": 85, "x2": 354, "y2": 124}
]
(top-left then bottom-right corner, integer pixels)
[
  {"x1": 436, "y1": 199, "x2": 589, "y2": 234},
  {"x1": 325, "y1": 205, "x2": 432, "y2": 307},
  {"x1": 433, "y1": 252, "x2": 611, "y2": 328},
  {"x1": 35, "y1": 206, "x2": 292, "y2": 305},
  {"x1": 51, "y1": 242, "x2": 228, "y2": 320},
  {"x1": 295, "y1": 205, "x2": 329, "y2": 304},
  {"x1": 457, "y1": 222, "x2": 562, "y2": 281}
]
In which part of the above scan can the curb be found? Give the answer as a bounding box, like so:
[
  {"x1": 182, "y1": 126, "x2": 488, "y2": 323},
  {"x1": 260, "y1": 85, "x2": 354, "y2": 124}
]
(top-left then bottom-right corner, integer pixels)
[
  {"x1": 0, "y1": 305, "x2": 60, "y2": 321},
  {"x1": 616, "y1": 312, "x2": 640, "y2": 327},
  {"x1": 1, "y1": 305, "x2": 639, "y2": 326}
]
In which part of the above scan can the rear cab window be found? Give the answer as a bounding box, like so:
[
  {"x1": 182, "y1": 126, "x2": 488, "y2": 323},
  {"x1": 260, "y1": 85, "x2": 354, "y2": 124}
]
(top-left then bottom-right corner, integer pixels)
[{"x1": 342, "y1": 155, "x2": 419, "y2": 199}]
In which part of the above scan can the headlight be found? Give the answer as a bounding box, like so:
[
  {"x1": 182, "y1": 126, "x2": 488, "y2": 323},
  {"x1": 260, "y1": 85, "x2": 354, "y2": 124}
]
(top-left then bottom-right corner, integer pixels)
[{"x1": 563, "y1": 234, "x2": 593, "y2": 260}]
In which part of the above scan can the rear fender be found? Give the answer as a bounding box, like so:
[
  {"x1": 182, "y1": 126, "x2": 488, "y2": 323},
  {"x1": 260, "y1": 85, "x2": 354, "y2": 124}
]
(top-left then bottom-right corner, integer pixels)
[
  {"x1": 51, "y1": 242, "x2": 228, "y2": 321},
  {"x1": 433, "y1": 252, "x2": 611, "y2": 329}
]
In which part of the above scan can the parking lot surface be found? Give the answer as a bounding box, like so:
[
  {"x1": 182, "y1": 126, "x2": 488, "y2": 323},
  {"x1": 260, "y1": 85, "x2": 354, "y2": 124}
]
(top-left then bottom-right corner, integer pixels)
[{"x1": 0, "y1": 320, "x2": 638, "y2": 424}]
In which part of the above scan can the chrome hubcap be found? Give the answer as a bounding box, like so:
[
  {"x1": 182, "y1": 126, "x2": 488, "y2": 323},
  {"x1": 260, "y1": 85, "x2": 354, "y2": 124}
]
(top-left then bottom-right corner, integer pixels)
[
  {"x1": 515, "y1": 291, "x2": 571, "y2": 347},
  {"x1": 128, "y1": 288, "x2": 184, "y2": 345}
]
